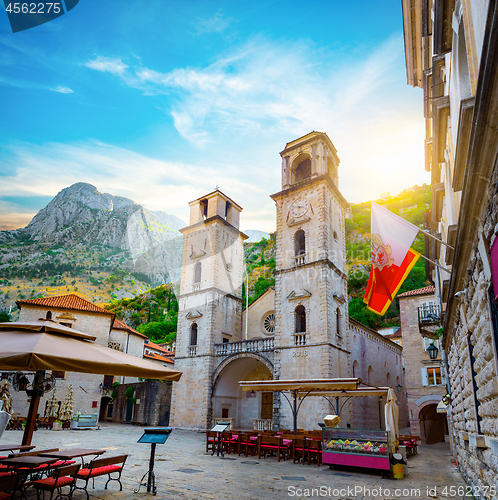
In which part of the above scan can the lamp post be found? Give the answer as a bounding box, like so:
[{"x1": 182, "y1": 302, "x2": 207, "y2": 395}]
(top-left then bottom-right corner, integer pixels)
[{"x1": 426, "y1": 343, "x2": 439, "y2": 360}]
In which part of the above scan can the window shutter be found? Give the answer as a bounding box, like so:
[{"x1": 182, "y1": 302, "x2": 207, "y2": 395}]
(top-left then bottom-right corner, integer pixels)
[{"x1": 421, "y1": 367, "x2": 429, "y2": 386}]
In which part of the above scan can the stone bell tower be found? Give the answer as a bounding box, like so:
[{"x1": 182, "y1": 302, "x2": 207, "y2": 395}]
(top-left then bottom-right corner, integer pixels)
[
  {"x1": 170, "y1": 190, "x2": 247, "y2": 429},
  {"x1": 270, "y1": 132, "x2": 351, "y2": 429}
]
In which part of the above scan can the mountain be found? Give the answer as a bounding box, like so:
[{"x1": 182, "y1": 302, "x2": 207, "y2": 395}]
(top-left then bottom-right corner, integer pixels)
[
  {"x1": 0, "y1": 183, "x2": 185, "y2": 312},
  {"x1": 243, "y1": 230, "x2": 271, "y2": 242}
]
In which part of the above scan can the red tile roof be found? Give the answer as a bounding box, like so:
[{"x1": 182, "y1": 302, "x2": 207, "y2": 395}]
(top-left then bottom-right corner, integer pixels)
[
  {"x1": 397, "y1": 285, "x2": 435, "y2": 298},
  {"x1": 145, "y1": 340, "x2": 174, "y2": 355},
  {"x1": 144, "y1": 352, "x2": 174, "y2": 364},
  {"x1": 112, "y1": 318, "x2": 146, "y2": 338},
  {"x1": 17, "y1": 294, "x2": 114, "y2": 316}
]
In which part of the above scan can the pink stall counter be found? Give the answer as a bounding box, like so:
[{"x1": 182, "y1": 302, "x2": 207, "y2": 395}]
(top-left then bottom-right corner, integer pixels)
[{"x1": 322, "y1": 428, "x2": 391, "y2": 471}]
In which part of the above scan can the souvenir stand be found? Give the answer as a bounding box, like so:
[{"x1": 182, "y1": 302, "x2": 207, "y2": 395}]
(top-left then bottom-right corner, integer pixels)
[{"x1": 238, "y1": 380, "x2": 397, "y2": 472}]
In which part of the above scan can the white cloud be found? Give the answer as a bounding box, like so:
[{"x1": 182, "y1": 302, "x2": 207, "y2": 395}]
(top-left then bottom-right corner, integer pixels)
[
  {"x1": 194, "y1": 12, "x2": 235, "y2": 34},
  {"x1": 51, "y1": 86, "x2": 74, "y2": 94},
  {"x1": 81, "y1": 33, "x2": 428, "y2": 206},
  {"x1": 84, "y1": 56, "x2": 129, "y2": 76},
  {"x1": 0, "y1": 140, "x2": 263, "y2": 229}
]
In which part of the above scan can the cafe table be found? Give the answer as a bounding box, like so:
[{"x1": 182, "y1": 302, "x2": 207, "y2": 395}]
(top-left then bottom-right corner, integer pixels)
[
  {"x1": 38, "y1": 448, "x2": 106, "y2": 466},
  {"x1": 0, "y1": 444, "x2": 35, "y2": 454}
]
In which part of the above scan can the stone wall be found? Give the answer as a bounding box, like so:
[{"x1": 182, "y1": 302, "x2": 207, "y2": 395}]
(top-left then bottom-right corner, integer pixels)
[
  {"x1": 445, "y1": 171, "x2": 498, "y2": 494},
  {"x1": 399, "y1": 293, "x2": 446, "y2": 442},
  {"x1": 113, "y1": 380, "x2": 172, "y2": 425},
  {"x1": 349, "y1": 320, "x2": 407, "y2": 430}
]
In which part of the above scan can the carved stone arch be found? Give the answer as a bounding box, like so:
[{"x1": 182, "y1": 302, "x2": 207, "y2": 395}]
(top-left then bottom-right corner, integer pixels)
[
  {"x1": 211, "y1": 353, "x2": 274, "y2": 392},
  {"x1": 290, "y1": 152, "x2": 312, "y2": 184},
  {"x1": 294, "y1": 228, "x2": 306, "y2": 256}
]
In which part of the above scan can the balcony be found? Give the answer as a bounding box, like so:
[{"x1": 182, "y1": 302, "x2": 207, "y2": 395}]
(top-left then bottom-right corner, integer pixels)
[
  {"x1": 192, "y1": 283, "x2": 201, "y2": 292},
  {"x1": 418, "y1": 304, "x2": 441, "y2": 338},
  {"x1": 215, "y1": 337, "x2": 274, "y2": 356},
  {"x1": 293, "y1": 332, "x2": 307, "y2": 346},
  {"x1": 293, "y1": 254, "x2": 306, "y2": 266},
  {"x1": 188, "y1": 346, "x2": 197, "y2": 356}
]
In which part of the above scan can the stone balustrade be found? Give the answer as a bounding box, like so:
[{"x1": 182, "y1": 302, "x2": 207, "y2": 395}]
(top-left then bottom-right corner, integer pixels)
[
  {"x1": 293, "y1": 332, "x2": 308, "y2": 346},
  {"x1": 253, "y1": 419, "x2": 273, "y2": 431},
  {"x1": 188, "y1": 346, "x2": 197, "y2": 356},
  {"x1": 215, "y1": 337, "x2": 274, "y2": 356},
  {"x1": 294, "y1": 254, "x2": 306, "y2": 266}
]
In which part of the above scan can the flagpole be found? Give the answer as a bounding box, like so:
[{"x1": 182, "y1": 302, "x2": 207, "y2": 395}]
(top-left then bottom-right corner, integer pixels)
[
  {"x1": 418, "y1": 227, "x2": 455, "y2": 251},
  {"x1": 418, "y1": 252, "x2": 452, "y2": 274},
  {"x1": 372, "y1": 202, "x2": 455, "y2": 251}
]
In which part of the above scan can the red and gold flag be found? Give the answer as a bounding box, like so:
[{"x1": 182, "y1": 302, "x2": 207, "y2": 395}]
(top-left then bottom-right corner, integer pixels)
[{"x1": 364, "y1": 202, "x2": 420, "y2": 315}]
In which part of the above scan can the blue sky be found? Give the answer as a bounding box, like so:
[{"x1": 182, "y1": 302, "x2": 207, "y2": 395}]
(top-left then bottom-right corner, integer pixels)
[{"x1": 0, "y1": 0, "x2": 427, "y2": 232}]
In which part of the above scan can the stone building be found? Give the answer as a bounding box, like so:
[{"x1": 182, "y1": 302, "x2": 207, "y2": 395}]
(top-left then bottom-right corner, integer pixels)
[
  {"x1": 171, "y1": 132, "x2": 407, "y2": 432},
  {"x1": 403, "y1": 0, "x2": 498, "y2": 494},
  {"x1": 397, "y1": 286, "x2": 447, "y2": 443}
]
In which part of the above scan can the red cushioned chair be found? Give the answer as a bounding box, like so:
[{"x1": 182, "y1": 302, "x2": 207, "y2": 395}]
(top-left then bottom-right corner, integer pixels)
[
  {"x1": 30, "y1": 463, "x2": 80, "y2": 500},
  {"x1": 0, "y1": 474, "x2": 21, "y2": 500},
  {"x1": 75, "y1": 455, "x2": 127, "y2": 500},
  {"x1": 206, "y1": 431, "x2": 217, "y2": 453}
]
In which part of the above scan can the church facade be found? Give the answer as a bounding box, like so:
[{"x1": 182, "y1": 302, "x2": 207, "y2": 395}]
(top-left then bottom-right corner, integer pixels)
[{"x1": 171, "y1": 132, "x2": 406, "y2": 431}]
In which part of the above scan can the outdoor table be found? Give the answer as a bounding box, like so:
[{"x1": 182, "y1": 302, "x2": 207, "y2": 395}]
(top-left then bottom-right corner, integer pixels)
[
  {"x1": 38, "y1": 448, "x2": 106, "y2": 467},
  {"x1": 0, "y1": 444, "x2": 35, "y2": 454},
  {"x1": 0, "y1": 455, "x2": 59, "y2": 469},
  {"x1": 0, "y1": 455, "x2": 60, "y2": 494}
]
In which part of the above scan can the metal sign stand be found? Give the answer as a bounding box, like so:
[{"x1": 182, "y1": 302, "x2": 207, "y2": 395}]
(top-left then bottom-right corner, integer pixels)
[
  {"x1": 135, "y1": 427, "x2": 172, "y2": 495},
  {"x1": 210, "y1": 423, "x2": 230, "y2": 457}
]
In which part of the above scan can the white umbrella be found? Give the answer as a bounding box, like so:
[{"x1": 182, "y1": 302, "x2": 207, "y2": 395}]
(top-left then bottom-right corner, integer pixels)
[
  {"x1": 45, "y1": 388, "x2": 59, "y2": 418},
  {"x1": 384, "y1": 388, "x2": 399, "y2": 450},
  {"x1": 0, "y1": 379, "x2": 13, "y2": 414},
  {"x1": 59, "y1": 385, "x2": 74, "y2": 421}
]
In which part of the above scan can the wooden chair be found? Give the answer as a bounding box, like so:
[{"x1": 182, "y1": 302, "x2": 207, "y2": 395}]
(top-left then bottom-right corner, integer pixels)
[
  {"x1": 75, "y1": 455, "x2": 127, "y2": 500},
  {"x1": 307, "y1": 438, "x2": 322, "y2": 466},
  {"x1": 0, "y1": 474, "x2": 21, "y2": 500},
  {"x1": 228, "y1": 433, "x2": 240, "y2": 455},
  {"x1": 206, "y1": 431, "x2": 217, "y2": 453},
  {"x1": 290, "y1": 438, "x2": 307, "y2": 465},
  {"x1": 258, "y1": 436, "x2": 289, "y2": 461},
  {"x1": 30, "y1": 463, "x2": 80, "y2": 500}
]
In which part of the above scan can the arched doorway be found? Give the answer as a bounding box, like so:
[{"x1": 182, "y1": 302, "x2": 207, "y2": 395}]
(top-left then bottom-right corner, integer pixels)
[
  {"x1": 212, "y1": 356, "x2": 273, "y2": 429},
  {"x1": 99, "y1": 396, "x2": 113, "y2": 422},
  {"x1": 419, "y1": 403, "x2": 447, "y2": 444}
]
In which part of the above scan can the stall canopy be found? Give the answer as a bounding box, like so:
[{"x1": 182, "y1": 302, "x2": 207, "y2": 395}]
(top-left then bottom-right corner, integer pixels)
[
  {"x1": 0, "y1": 320, "x2": 182, "y2": 445},
  {"x1": 239, "y1": 378, "x2": 362, "y2": 435},
  {"x1": 239, "y1": 378, "x2": 393, "y2": 435}
]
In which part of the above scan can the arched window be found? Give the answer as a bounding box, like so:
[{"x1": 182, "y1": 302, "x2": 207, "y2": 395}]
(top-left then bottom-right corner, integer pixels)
[
  {"x1": 396, "y1": 376, "x2": 400, "y2": 388},
  {"x1": 295, "y1": 305, "x2": 306, "y2": 333},
  {"x1": 46, "y1": 311, "x2": 52, "y2": 320},
  {"x1": 386, "y1": 372, "x2": 391, "y2": 387},
  {"x1": 367, "y1": 366, "x2": 373, "y2": 385},
  {"x1": 294, "y1": 230, "x2": 305, "y2": 256},
  {"x1": 294, "y1": 158, "x2": 311, "y2": 183},
  {"x1": 353, "y1": 360, "x2": 359, "y2": 378},
  {"x1": 336, "y1": 308, "x2": 341, "y2": 336},
  {"x1": 194, "y1": 262, "x2": 202, "y2": 283},
  {"x1": 190, "y1": 323, "x2": 198, "y2": 346}
]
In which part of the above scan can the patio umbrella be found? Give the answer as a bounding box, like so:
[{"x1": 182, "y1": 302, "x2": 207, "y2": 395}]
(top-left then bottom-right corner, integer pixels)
[
  {"x1": 0, "y1": 320, "x2": 182, "y2": 444},
  {"x1": 384, "y1": 388, "x2": 399, "y2": 450}
]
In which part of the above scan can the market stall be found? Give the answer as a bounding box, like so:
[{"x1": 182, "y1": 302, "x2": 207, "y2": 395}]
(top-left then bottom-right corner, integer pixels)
[{"x1": 239, "y1": 380, "x2": 399, "y2": 472}]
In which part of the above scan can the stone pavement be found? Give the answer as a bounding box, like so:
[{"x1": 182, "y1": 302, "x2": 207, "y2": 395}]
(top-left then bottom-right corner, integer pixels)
[{"x1": 3, "y1": 424, "x2": 467, "y2": 500}]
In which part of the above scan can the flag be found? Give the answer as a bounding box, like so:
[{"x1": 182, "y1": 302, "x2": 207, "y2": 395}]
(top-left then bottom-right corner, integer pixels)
[{"x1": 364, "y1": 202, "x2": 420, "y2": 315}]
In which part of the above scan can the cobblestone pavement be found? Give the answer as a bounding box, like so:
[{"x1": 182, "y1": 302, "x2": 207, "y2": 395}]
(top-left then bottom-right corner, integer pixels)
[{"x1": 3, "y1": 424, "x2": 466, "y2": 500}]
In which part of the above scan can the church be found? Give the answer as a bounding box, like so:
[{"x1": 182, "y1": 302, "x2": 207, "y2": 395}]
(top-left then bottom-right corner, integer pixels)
[{"x1": 171, "y1": 132, "x2": 406, "y2": 431}]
